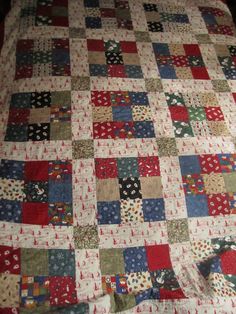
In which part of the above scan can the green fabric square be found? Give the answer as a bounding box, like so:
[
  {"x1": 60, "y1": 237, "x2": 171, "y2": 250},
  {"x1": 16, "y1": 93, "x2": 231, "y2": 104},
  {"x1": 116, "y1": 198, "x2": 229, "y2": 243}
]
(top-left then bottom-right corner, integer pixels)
[
  {"x1": 74, "y1": 226, "x2": 99, "y2": 249},
  {"x1": 165, "y1": 92, "x2": 185, "y2": 106},
  {"x1": 52, "y1": 6, "x2": 68, "y2": 17},
  {"x1": 49, "y1": 249, "x2": 75, "y2": 276},
  {"x1": 223, "y1": 172, "x2": 236, "y2": 193},
  {"x1": 115, "y1": 8, "x2": 131, "y2": 20},
  {"x1": 156, "y1": 137, "x2": 178, "y2": 156},
  {"x1": 195, "y1": 34, "x2": 212, "y2": 44},
  {"x1": 212, "y1": 80, "x2": 231, "y2": 92},
  {"x1": 173, "y1": 121, "x2": 194, "y2": 138},
  {"x1": 188, "y1": 107, "x2": 206, "y2": 121},
  {"x1": 145, "y1": 78, "x2": 163, "y2": 92},
  {"x1": 50, "y1": 122, "x2": 71, "y2": 140},
  {"x1": 117, "y1": 157, "x2": 139, "y2": 178},
  {"x1": 51, "y1": 91, "x2": 71, "y2": 107},
  {"x1": 167, "y1": 219, "x2": 189, "y2": 244},
  {"x1": 72, "y1": 140, "x2": 94, "y2": 159},
  {"x1": 69, "y1": 28, "x2": 86, "y2": 38},
  {"x1": 110, "y1": 293, "x2": 136, "y2": 313},
  {"x1": 21, "y1": 249, "x2": 48, "y2": 275},
  {"x1": 100, "y1": 248, "x2": 125, "y2": 275},
  {"x1": 105, "y1": 40, "x2": 120, "y2": 53},
  {"x1": 135, "y1": 31, "x2": 151, "y2": 43}
]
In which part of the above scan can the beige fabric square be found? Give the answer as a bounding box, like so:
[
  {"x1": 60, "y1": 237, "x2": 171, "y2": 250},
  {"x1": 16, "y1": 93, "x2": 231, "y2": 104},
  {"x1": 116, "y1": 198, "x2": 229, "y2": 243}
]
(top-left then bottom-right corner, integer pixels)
[
  {"x1": 214, "y1": 45, "x2": 230, "y2": 57},
  {"x1": 50, "y1": 121, "x2": 71, "y2": 140},
  {"x1": 208, "y1": 121, "x2": 229, "y2": 136},
  {"x1": 86, "y1": 7, "x2": 101, "y2": 17},
  {"x1": 88, "y1": 51, "x2": 106, "y2": 64},
  {"x1": 122, "y1": 53, "x2": 140, "y2": 65},
  {"x1": 127, "y1": 271, "x2": 152, "y2": 293},
  {"x1": 145, "y1": 11, "x2": 160, "y2": 22},
  {"x1": 29, "y1": 108, "x2": 51, "y2": 123},
  {"x1": 120, "y1": 199, "x2": 144, "y2": 224},
  {"x1": 132, "y1": 106, "x2": 152, "y2": 121},
  {"x1": 169, "y1": 44, "x2": 185, "y2": 55},
  {"x1": 93, "y1": 106, "x2": 113, "y2": 122},
  {"x1": 175, "y1": 67, "x2": 192, "y2": 79},
  {"x1": 140, "y1": 176, "x2": 162, "y2": 198},
  {"x1": 202, "y1": 173, "x2": 226, "y2": 194},
  {"x1": 96, "y1": 178, "x2": 120, "y2": 201},
  {"x1": 0, "y1": 274, "x2": 20, "y2": 307},
  {"x1": 200, "y1": 92, "x2": 218, "y2": 107}
]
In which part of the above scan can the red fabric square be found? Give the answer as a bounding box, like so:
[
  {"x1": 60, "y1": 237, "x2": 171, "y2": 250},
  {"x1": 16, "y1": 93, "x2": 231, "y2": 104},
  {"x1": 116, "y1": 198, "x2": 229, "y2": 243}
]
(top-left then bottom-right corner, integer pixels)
[
  {"x1": 112, "y1": 121, "x2": 135, "y2": 139},
  {"x1": 93, "y1": 122, "x2": 114, "y2": 139},
  {"x1": 49, "y1": 276, "x2": 77, "y2": 305},
  {"x1": 22, "y1": 203, "x2": 49, "y2": 225},
  {"x1": 184, "y1": 44, "x2": 201, "y2": 56},
  {"x1": 15, "y1": 65, "x2": 33, "y2": 80},
  {"x1": 220, "y1": 250, "x2": 236, "y2": 275},
  {"x1": 169, "y1": 106, "x2": 189, "y2": 122},
  {"x1": 172, "y1": 55, "x2": 189, "y2": 67},
  {"x1": 191, "y1": 67, "x2": 210, "y2": 80},
  {"x1": 0, "y1": 309, "x2": 19, "y2": 314},
  {"x1": 8, "y1": 109, "x2": 30, "y2": 124},
  {"x1": 95, "y1": 158, "x2": 118, "y2": 179},
  {"x1": 207, "y1": 193, "x2": 230, "y2": 216},
  {"x1": 232, "y1": 93, "x2": 236, "y2": 103},
  {"x1": 52, "y1": 16, "x2": 69, "y2": 27},
  {"x1": 138, "y1": 156, "x2": 160, "y2": 177},
  {"x1": 108, "y1": 65, "x2": 126, "y2": 78},
  {"x1": 160, "y1": 288, "x2": 186, "y2": 299},
  {"x1": 17, "y1": 40, "x2": 34, "y2": 52},
  {"x1": 53, "y1": 0, "x2": 68, "y2": 5},
  {"x1": 52, "y1": 38, "x2": 69, "y2": 49},
  {"x1": 91, "y1": 91, "x2": 111, "y2": 106},
  {"x1": 87, "y1": 39, "x2": 105, "y2": 51},
  {"x1": 205, "y1": 107, "x2": 224, "y2": 121},
  {"x1": 101, "y1": 8, "x2": 116, "y2": 17},
  {"x1": 36, "y1": 6, "x2": 52, "y2": 16},
  {"x1": 0, "y1": 245, "x2": 20, "y2": 274},
  {"x1": 120, "y1": 41, "x2": 138, "y2": 53},
  {"x1": 24, "y1": 161, "x2": 49, "y2": 181},
  {"x1": 199, "y1": 154, "x2": 221, "y2": 174},
  {"x1": 146, "y1": 244, "x2": 172, "y2": 271}
]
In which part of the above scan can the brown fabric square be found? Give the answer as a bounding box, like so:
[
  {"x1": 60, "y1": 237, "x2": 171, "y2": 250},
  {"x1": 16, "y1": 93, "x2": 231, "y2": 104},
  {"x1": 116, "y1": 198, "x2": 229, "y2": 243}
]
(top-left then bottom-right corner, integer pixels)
[
  {"x1": 93, "y1": 107, "x2": 113, "y2": 122},
  {"x1": 140, "y1": 176, "x2": 163, "y2": 199},
  {"x1": 29, "y1": 108, "x2": 51, "y2": 124},
  {"x1": 50, "y1": 122, "x2": 71, "y2": 140},
  {"x1": 72, "y1": 140, "x2": 94, "y2": 159},
  {"x1": 96, "y1": 178, "x2": 120, "y2": 201},
  {"x1": 122, "y1": 53, "x2": 140, "y2": 65},
  {"x1": 88, "y1": 51, "x2": 106, "y2": 64},
  {"x1": 167, "y1": 219, "x2": 189, "y2": 244},
  {"x1": 71, "y1": 76, "x2": 90, "y2": 90}
]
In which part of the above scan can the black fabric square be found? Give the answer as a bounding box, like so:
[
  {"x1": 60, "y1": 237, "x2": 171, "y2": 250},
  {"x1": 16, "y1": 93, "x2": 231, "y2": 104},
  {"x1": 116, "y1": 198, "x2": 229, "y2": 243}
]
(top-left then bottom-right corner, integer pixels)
[
  {"x1": 119, "y1": 177, "x2": 142, "y2": 200},
  {"x1": 27, "y1": 123, "x2": 50, "y2": 141},
  {"x1": 105, "y1": 51, "x2": 124, "y2": 65},
  {"x1": 147, "y1": 22, "x2": 163, "y2": 32},
  {"x1": 143, "y1": 3, "x2": 158, "y2": 12},
  {"x1": 30, "y1": 92, "x2": 51, "y2": 108},
  {"x1": 228, "y1": 45, "x2": 236, "y2": 57}
]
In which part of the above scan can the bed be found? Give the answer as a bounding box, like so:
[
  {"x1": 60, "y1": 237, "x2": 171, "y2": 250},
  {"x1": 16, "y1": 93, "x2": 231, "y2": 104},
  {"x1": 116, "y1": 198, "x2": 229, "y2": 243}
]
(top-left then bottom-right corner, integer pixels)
[{"x1": 0, "y1": 0, "x2": 235, "y2": 313}]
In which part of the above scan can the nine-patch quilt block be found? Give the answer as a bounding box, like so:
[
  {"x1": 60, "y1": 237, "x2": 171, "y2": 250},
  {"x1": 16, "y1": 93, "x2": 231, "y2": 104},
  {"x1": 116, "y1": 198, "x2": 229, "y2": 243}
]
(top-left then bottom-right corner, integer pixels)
[{"x1": 0, "y1": 0, "x2": 236, "y2": 313}]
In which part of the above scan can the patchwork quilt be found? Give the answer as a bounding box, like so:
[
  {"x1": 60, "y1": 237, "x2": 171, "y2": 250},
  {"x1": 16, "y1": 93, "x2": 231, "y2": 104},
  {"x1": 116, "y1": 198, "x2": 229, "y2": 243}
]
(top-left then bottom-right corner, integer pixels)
[{"x1": 0, "y1": 0, "x2": 236, "y2": 313}]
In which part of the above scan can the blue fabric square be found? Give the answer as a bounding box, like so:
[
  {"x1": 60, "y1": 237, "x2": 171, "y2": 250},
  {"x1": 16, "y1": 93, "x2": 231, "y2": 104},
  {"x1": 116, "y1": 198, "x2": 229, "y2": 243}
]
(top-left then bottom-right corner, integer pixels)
[
  {"x1": 185, "y1": 194, "x2": 208, "y2": 217},
  {"x1": 158, "y1": 65, "x2": 177, "y2": 79},
  {"x1": 124, "y1": 246, "x2": 148, "y2": 273},
  {"x1": 85, "y1": 17, "x2": 102, "y2": 28},
  {"x1": 125, "y1": 65, "x2": 143, "y2": 78},
  {"x1": 97, "y1": 201, "x2": 121, "y2": 224},
  {"x1": 5, "y1": 124, "x2": 28, "y2": 142},
  {"x1": 16, "y1": 52, "x2": 33, "y2": 65},
  {"x1": 134, "y1": 121, "x2": 155, "y2": 138},
  {"x1": 48, "y1": 181, "x2": 72, "y2": 203},
  {"x1": 128, "y1": 92, "x2": 149, "y2": 105},
  {"x1": 112, "y1": 106, "x2": 132, "y2": 121},
  {"x1": 202, "y1": 14, "x2": 217, "y2": 26},
  {"x1": 0, "y1": 160, "x2": 24, "y2": 180},
  {"x1": 117, "y1": 157, "x2": 139, "y2": 178},
  {"x1": 89, "y1": 64, "x2": 107, "y2": 76},
  {"x1": 222, "y1": 68, "x2": 236, "y2": 80},
  {"x1": 10, "y1": 93, "x2": 31, "y2": 109},
  {"x1": 197, "y1": 256, "x2": 222, "y2": 279},
  {"x1": 0, "y1": 200, "x2": 22, "y2": 223},
  {"x1": 52, "y1": 50, "x2": 70, "y2": 65},
  {"x1": 84, "y1": 0, "x2": 99, "y2": 7},
  {"x1": 49, "y1": 249, "x2": 75, "y2": 276},
  {"x1": 173, "y1": 14, "x2": 189, "y2": 23},
  {"x1": 142, "y1": 198, "x2": 165, "y2": 221},
  {"x1": 153, "y1": 43, "x2": 170, "y2": 55},
  {"x1": 135, "y1": 288, "x2": 160, "y2": 304},
  {"x1": 179, "y1": 155, "x2": 201, "y2": 176}
]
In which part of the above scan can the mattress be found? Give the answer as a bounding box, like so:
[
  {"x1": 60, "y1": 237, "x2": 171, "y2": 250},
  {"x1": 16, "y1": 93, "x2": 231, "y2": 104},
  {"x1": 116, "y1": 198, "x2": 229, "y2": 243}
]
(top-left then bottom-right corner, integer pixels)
[{"x1": 0, "y1": 0, "x2": 236, "y2": 313}]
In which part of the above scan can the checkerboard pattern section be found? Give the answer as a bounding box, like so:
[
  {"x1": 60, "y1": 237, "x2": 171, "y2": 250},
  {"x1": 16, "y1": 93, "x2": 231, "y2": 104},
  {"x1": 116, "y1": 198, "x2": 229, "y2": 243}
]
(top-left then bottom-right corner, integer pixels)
[
  {"x1": 164, "y1": 92, "x2": 228, "y2": 137},
  {"x1": 153, "y1": 43, "x2": 210, "y2": 79},
  {"x1": 5, "y1": 91, "x2": 71, "y2": 141},
  {"x1": 87, "y1": 39, "x2": 143, "y2": 78},
  {"x1": 15, "y1": 39, "x2": 70, "y2": 79},
  {"x1": 0, "y1": 160, "x2": 73, "y2": 226},
  {"x1": 143, "y1": 3, "x2": 191, "y2": 33},
  {"x1": 96, "y1": 156, "x2": 165, "y2": 224},
  {"x1": 20, "y1": 0, "x2": 68, "y2": 28},
  {"x1": 84, "y1": 0, "x2": 133, "y2": 30},
  {"x1": 216, "y1": 45, "x2": 236, "y2": 80},
  {"x1": 180, "y1": 154, "x2": 236, "y2": 217},
  {"x1": 199, "y1": 6, "x2": 234, "y2": 36},
  {"x1": 92, "y1": 91, "x2": 155, "y2": 139}
]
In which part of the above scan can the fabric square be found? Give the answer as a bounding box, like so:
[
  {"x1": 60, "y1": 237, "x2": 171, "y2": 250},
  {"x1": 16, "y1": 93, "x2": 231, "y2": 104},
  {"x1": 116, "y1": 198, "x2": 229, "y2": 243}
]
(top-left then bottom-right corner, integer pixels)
[
  {"x1": 48, "y1": 161, "x2": 72, "y2": 182},
  {"x1": 166, "y1": 219, "x2": 189, "y2": 243},
  {"x1": 24, "y1": 161, "x2": 49, "y2": 182},
  {"x1": 134, "y1": 121, "x2": 155, "y2": 138},
  {"x1": 142, "y1": 198, "x2": 165, "y2": 221},
  {"x1": 183, "y1": 174, "x2": 205, "y2": 195},
  {"x1": 30, "y1": 92, "x2": 51, "y2": 108},
  {"x1": 48, "y1": 181, "x2": 72, "y2": 203},
  {"x1": 72, "y1": 140, "x2": 94, "y2": 159},
  {"x1": 117, "y1": 157, "x2": 139, "y2": 178},
  {"x1": 220, "y1": 250, "x2": 236, "y2": 275},
  {"x1": 10, "y1": 92, "x2": 31, "y2": 109},
  {"x1": 96, "y1": 178, "x2": 120, "y2": 201},
  {"x1": 0, "y1": 199, "x2": 22, "y2": 223},
  {"x1": 5, "y1": 124, "x2": 28, "y2": 142},
  {"x1": 212, "y1": 80, "x2": 231, "y2": 92},
  {"x1": 29, "y1": 108, "x2": 51, "y2": 124},
  {"x1": 93, "y1": 106, "x2": 113, "y2": 122},
  {"x1": 140, "y1": 176, "x2": 162, "y2": 199},
  {"x1": 49, "y1": 276, "x2": 77, "y2": 306},
  {"x1": 22, "y1": 203, "x2": 49, "y2": 225},
  {"x1": 124, "y1": 246, "x2": 148, "y2": 273},
  {"x1": 50, "y1": 121, "x2": 71, "y2": 140},
  {"x1": 48, "y1": 202, "x2": 73, "y2": 226},
  {"x1": 138, "y1": 157, "x2": 160, "y2": 177},
  {"x1": 74, "y1": 225, "x2": 99, "y2": 249},
  {"x1": 199, "y1": 154, "x2": 221, "y2": 174},
  {"x1": 0, "y1": 160, "x2": 24, "y2": 180},
  {"x1": 126, "y1": 271, "x2": 152, "y2": 293},
  {"x1": 112, "y1": 106, "x2": 132, "y2": 121},
  {"x1": 125, "y1": 65, "x2": 143, "y2": 78},
  {"x1": 97, "y1": 201, "x2": 121, "y2": 224},
  {"x1": 87, "y1": 39, "x2": 105, "y2": 51},
  {"x1": 100, "y1": 248, "x2": 125, "y2": 275},
  {"x1": 122, "y1": 53, "x2": 140, "y2": 65},
  {"x1": 120, "y1": 198, "x2": 144, "y2": 223},
  {"x1": 27, "y1": 123, "x2": 50, "y2": 141},
  {"x1": 49, "y1": 249, "x2": 75, "y2": 277},
  {"x1": 108, "y1": 64, "x2": 126, "y2": 77},
  {"x1": 102, "y1": 274, "x2": 128, "y2": 294},
  {"x1": 71, "y1": 76, "x2": 90, "y2": 90},
  {"x1": 105, "y1": 51, "x2": 123, "y2": 64},
  {"x1": 156, "y1": 138, "x2": 178, "y2": 157},
  {"x1": 223, "y1": 173, "x2": 236, "y2": 193},
  {"x1": 120, "y1": 41, "x2": 137, "y2": 53},
  {"x1": 24, "y1": 181, "x2": 48, "y2": 202},
  {"x1": 218, "y1": 154, "x2": 236, "y2": 173},
  {"x1": 158, "y1": 65, "x2": 177, "y2": 79},
  {"x1": 184, "y1": 44, "x2": 201, "y2": 56},
  {"x1": 207, "y1": 193, "x2": 230, "y2": 216},
  {"x1": 88, "y1": 51, "x2": 106, "y2": 64},
  {"x1": 169, "y1": 106, "x2": 189, "y2": 121},
  {"x1": 146, "y1": 244, "x2": 172, "y2": 271},
  {"x1": 0, "y1": 178, "x2": 24, "y2": 202},
  {"x1": 85, "y1": 16, "x2": 102, "y2": 28},
  {"x1": 129, "y1": 92, "x2": 149, "y2": 105},
  {"x1": 145, "y1": 78, "x2": 163, "y2": 92},
  {"x1": 21, "y1": 248, "x2": 48, "y2": 275},
  {"x1": 185, "y1": 194, "x2": 209, "y2": 217},
  {"x1": 110, "y1": 91, "x2": 130, "y2": 106},
  {"x1": 0, "y1": 246, "x2": 20, "y2": 274},
  {"x1": 208, "y1": 121, "x2": 229, "y2": 136},
  {"x1": 153, "y1": 43, "x2": 170, "y2": 55},
  {"x1": 132, "y1": 106, "x2": 152, "y2": 121},
  {"x1": 172, "y1": 55, "x2": 189, "y2": 67},
  {"x1": 179, "y1": 155, "x2": 201, "y2": 176},
  {"x1": 95, "y1": 158, "x2": 118, "y2": 179},
  {"x1": 188, "y1": 107, "x2": 206, "y2": 121},
  {"x1": 205, "y1": 107, "x2": 224, "y2": 121},
  {"x1": 148, "y1": 21, "x2": 163, "y2": 32},
  {"x1": 191, "y1": 67, "x2": 210, "y2": 80},
  {"x1": 202, "y1": 173, "x2": 226, "y2": 194},
  {"x1": 8, "y1": 109, "x2": 30, "y2": 124},
  {"x1": 119, "y1": 177, "x2": 142, "y2": 200}
]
